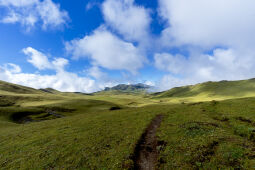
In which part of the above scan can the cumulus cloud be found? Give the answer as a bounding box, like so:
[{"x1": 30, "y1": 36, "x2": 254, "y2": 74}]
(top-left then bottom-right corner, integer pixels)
[
  {"x1": 37, "y1": 0, "x2": 69, "y2": 29},
  {"x1": 0, "y1": 0, "x2": 37, "y2": 6},
  {"x1": 23, "y1": 47, "x2": 69, "y2": 71},
  {"x1": 3, "y1": 0, "x2": 255, "y2": 93},
  {"x1": 154, "y1": 48, "x2": 255, "y2": 91},
  {"x1": 1, "y1": 46, "x2": 144, "y2": 93},
  {"x1": 86, "y1": 66, "x2": 119, "y2": 89},
  {"x1": 154, "y1": 53, "x2": 187, "y2": 74},
  {"x1": 144, "y1": 80, "x2": 155, "y2": 86},
  {"x1": 155, "y1": 75, "x2": 194, "y2": 92},
  {"x1": 65, "y1": 27, "x2": 146, "y2": 74},
  {"x1": 52, "y1": 58, "x2": 69, "y2": 71},
  {"x1": 0, "y1": 67, "x2": 98, "y2": 92},
  {"x1": 158, "y1": 0, "x2": 255, "y2": 49},
  {"x1": 0, "y1": 0, "x2": 69, "y2": 30},
  {"x1": 0, "y1": 47, "x2": 103, "y2": 93},
  {"x1": 23, "y1": 47, "x2": 52, "y2": 70},
  {"x1": 86, "y1": 66, "x2": 107, "y2": 80},
  {"x1": 2, "y1": 63, "x2": 22, "y2": 73},
  {"x1": 152, "y1": 0, "x2": 255, "y2": 91},
  {"x1": 102, "y1": 0, "x2": 151, "y2": 42}
]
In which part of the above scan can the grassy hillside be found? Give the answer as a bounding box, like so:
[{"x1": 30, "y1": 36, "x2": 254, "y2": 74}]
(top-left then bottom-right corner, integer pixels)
[
  {"x1": 0, "y1": 80, "x2": 43, "y2": 94},
  {"x1": 2, "y1": 96, "x2": 255, "y2": 169},
  {"x1": 158, "y1": 98, "x2": 255, "y2": 169},
  {"x1": 0, "y1": 104, "x2": 159, "y2": 169},
  {"x1": 2, "y1": 79, "x2": 255, "y2": 169},
  {"x1": 154, "y1": 78, "x2": 255, "y2": 102}
]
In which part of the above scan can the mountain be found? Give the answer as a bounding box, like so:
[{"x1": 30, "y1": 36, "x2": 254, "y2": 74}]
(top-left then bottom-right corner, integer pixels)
[
  {"x1": 2, "y1": 78, "x2": 255, "y2": 101},
  {"x1": 154, "y1": 78, "x2": 255, "y2": 101},
  {"x1": 39, "y1": 88, "x2": 60, "y2": 94},
  {"x1": 102, "y1": 83, "x2": 151, "y2": 94}
]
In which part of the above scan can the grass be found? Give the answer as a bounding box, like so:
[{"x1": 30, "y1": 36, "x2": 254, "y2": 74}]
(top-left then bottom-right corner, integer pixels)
[
  {"x1": 0, "y1": 80, "x2": 42, "y2": 94},
  {"x1": 2, "y1": 80, "x2": 255, "y2": 169},
  {"x1": 157, "y1": 98, "x2": 255, "y2": 169},
  {"x1": 0, "y1": 105, "x2": 159, "y2": 169},
  {"x1": 153, "y1": 78, "x2": 255, "y2": 103}
]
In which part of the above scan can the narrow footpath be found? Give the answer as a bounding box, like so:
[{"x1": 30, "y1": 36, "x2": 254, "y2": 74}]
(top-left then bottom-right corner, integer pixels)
[{"x1": 133, "y1": 115, "x2": 163, "y2": 170}]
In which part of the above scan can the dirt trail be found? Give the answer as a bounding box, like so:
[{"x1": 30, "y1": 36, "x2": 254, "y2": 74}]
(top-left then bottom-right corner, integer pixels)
[{"x1": 133, "y1": 115, "x2": 163, "y2": 170}]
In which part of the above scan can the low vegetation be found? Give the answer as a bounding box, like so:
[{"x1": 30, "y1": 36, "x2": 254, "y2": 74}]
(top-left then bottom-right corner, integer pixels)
[
  {"x1": 154, "y1": 78, "x2": 255, "y2": 103},
  {"x1": 158, "y1": 98, "x2": 255, "y2": 169},
  {"x1": 1, "y1": 79, "x2": 255, "y2": 169}
]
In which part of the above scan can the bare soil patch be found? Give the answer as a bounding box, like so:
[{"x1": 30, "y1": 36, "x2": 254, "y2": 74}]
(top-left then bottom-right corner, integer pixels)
[{"x1": 133, "y1": 115, "x2": 163, "y2": 170}]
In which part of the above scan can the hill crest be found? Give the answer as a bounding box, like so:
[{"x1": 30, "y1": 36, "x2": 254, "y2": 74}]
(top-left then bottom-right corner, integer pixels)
[{"x1": 103, "y1": 83, "x2": 151, "y2": 93}]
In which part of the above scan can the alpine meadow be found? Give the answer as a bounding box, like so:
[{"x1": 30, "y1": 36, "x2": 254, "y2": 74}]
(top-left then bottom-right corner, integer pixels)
[{"x1": 1, "y1": 0, "x2": 255, "y2": 169}]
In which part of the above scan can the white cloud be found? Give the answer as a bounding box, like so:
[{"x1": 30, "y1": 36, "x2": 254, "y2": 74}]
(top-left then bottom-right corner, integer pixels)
[
  {"x1": 65, "y1": 27, "x2": 146, "y2": 74},
  {"x1": 144, "y1": 80, "x2": 155, "y2": 86},
  {"x1": 154, "y1": 53, "x2": 186, "y2": 74},
  {"x1": 1, "y1": 10, "x2": 20, "y2": 23},
  {"x1": 0, "y1": 0, "x2": 37, "y2": 7},
  {"x1": 0, "y1": 48, "x2": 101, "y2": 93},
  {"x1": 154, "y1": 48, "x2": 255, "y2": 91},
  {"x1": 52, "y1": 58, "x2": 69, "y2": 71},
  {"x1": 2, "y1": 63, "x2": 22, "y2": 73},
  {"x1": 23, "y1": 47, "x2": 52, "y2": 70},
  {"x1": 86, "y1": 66, "x2": 107, "y2": 80},
  {"x1": 102, "y1": 0, "x2": 151, "y2": 42},
  {"x1": 0, "y1": 67, "x2": 98, "y2": 93},
  {"x1": 36, "y1": 0, "x2": 69, "y2": 29},
  {"x1": 1, "y1": 46, "x2": 143, "y2": 93},
  {"x1": 158, "y1": 0, "x2": 255, "y2": 49},
  {"x1": 85, "y1": 2, "x2": 99, "y2": 11},
  {"x1": 23, "y1": 47, "x2": 69, "y2": 71},
  {"x1": 0, "y1": 0, "x2": 69, "y2": 30},
  {"x1": 1, "y1": 9, "x2": 38, "y2": 28},
  {"x1": 85, "y1": 66, "x2": 118, "y2": 90},
  {"x1": 154, "y1": 0, "x2": 255, "y2": 91},
  {"x1": 156, "y1": 75, "x2": 195, "y2": 92}
]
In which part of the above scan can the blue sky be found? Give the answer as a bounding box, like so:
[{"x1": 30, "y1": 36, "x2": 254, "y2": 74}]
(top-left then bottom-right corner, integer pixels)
[{"x1": 1, "y1": 0, "x2": 255, "y2": 92}]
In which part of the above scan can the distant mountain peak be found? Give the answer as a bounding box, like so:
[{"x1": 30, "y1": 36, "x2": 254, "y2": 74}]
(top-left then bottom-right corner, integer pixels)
[
  {"x1": 103, "y1": 83, "x2": 151, "y2": 92},
  {"x1": 39, "y1": 88, "x2": 59, "y2": 93}
]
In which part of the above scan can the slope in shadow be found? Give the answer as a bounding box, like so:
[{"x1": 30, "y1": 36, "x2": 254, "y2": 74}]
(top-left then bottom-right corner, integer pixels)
[{"x1": 133, "y1": 115, "x2": 163, "y2": 170}]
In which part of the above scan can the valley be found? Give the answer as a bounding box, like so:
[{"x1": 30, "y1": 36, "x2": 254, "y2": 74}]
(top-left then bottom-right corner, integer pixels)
[{"x1": 1, "y1": 79, "x2": 255, "y2": 169}]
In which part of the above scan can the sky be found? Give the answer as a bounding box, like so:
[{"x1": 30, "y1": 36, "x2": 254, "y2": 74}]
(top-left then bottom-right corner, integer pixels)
[{"x1": 1, "y1": 0, "x2": 255, "y2": 93}]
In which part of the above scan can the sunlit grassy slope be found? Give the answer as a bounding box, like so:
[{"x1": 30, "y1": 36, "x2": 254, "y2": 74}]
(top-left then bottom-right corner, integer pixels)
[
  {"x1": 0, "y1": 80, "x2": 43, "y2": 94},
  {"x1": 153, "y1": 78, "x2": 255, "y2": 103},
  {"x1": 0, "y1": 81, "x2": 160, "y2": 169},
  {"x1": 0, "y1": 105, "x2": 159, "y2": 169},
  {"x1": 158, "y1": 98, "x2": 255, "y2": 169},
  {"x1": 2, "y1": 79, "x2": 255, "y2": 169}
]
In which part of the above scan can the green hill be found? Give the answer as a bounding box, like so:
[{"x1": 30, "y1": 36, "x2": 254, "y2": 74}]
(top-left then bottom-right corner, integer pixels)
[
  {"x1": 2, "y1": 79, "x2": 255, "y2": 169},
  {"x1": 0, "y1": 80, "x2": 43, "y2": 94},
  {"x1": 154, "y1": 78, "x2": 255, "y2": 102}
]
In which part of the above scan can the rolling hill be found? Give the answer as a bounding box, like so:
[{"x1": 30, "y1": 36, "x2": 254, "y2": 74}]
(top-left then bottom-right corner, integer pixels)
[
  {"x1": 2, "y1": 79, "x2": 255, "y2": 169},
  {"x1": 0, "y1": 80, "x2": 43, "y2": 94},
  {"x1": 153, "y1": 78, "x2": 255, "y2": 102}
]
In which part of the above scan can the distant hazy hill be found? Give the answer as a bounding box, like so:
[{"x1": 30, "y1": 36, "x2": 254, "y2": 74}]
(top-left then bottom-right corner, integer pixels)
[
  {"x1": 39, "y1": 88, "x2": 60, "y2": 94},
  {"x1": 102, "y1": 83, "x2": 151, "y2": 94},
  {"x1": 154, "y1": 78, "x2": 255, "y2": 100},
  {"x1": 3, "y1": 78, "x2": 255, "y2": 101}
]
